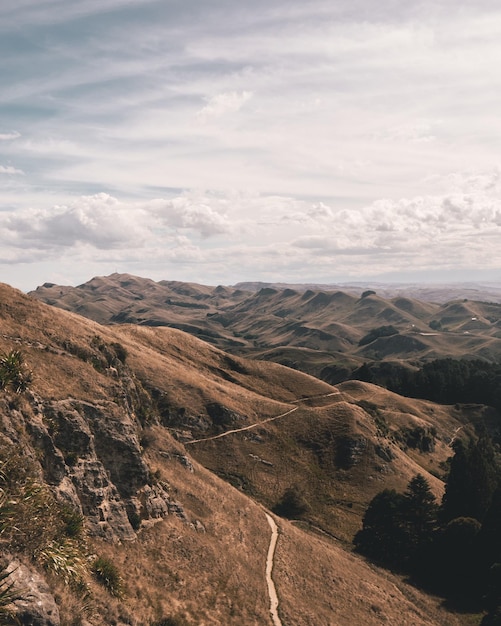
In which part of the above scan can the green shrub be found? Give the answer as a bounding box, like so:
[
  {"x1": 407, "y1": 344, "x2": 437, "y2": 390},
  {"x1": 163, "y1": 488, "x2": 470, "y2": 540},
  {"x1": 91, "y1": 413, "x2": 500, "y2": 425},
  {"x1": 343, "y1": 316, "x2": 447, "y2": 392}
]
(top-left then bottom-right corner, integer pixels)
[
  {"x1": 39, "y1": 539, "x2": 88, "y2": 588},
  {"x1": 0, "y1": 350, "x2": 32, "y2": 393},
  {"x1": 397, "y1": 426, "x2": 436, "y2": 452},
  {"x1": 111, "y1": 342, "x2": 128, "y2": 364},
  {"x1": 0, "y1": 444, "x2": 90, "y2": 590},
  {"x1": 358, "y1": 326, "x2": 398, "y2": 347},
  {"x1": 91, "y1": 557, "x2": 124, "y2": 598},
  {"x1": 272, "y1": 486, "x2": 309, "y2": 519},
  {"x1": 60, "y1": 504, "x2": 85, "y2": 539}
]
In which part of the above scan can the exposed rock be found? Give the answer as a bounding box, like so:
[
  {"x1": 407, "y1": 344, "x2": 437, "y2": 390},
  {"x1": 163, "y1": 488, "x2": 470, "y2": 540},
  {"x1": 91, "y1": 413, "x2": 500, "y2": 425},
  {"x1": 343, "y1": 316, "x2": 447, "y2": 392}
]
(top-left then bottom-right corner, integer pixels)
[
  {"x1": 374, "y1": 443, "x2": 395, "y2": 462},
  {"x1": 7, "y1": 559, "x2": 60, "y2": 626},
  {"x1": 168, "y1": 500, "x2": 189, "y2": 523},
  {"x1": 175, "y1": 454, "x2": 194, "y2": 472},
  {"x1": 335, "y1": 435, "x2": 368, "y2": 470},
  {"x1": 69, "y1": 456, "x2": 136, "y2": 541},
  {"x1": 25, "y1": 420, "x2": 69, "y2": 485},
  {"x1": 0, "y1": 391, "x2": 174, "y2": 542},
  {"x1": 77, "y1": 400, "x2": 149, "y2": 498},
  {"x1": 137, "y1": 483, "x2": 171, "y2": 519},
  {"x1": 193, "y1": 520, "x2": 206, "y2": 533},
  {"x1": 206, "y1": 402, "x2": 245, "y2": 429}
]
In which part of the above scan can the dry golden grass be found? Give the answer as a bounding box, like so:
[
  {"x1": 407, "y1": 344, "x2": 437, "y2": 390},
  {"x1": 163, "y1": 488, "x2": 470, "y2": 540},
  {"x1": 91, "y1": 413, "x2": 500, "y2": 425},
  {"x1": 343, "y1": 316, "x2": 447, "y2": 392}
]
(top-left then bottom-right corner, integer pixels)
[
  {"x1": 30, "y1": 273, "x2": 501, "y2": 385},
  {"x1": 188, "y1": 385, "x2": 469, "y2": 541},
  {"x1": 273, "y1": 518, "x2": 466, "y2": 626},
  {"x1": 80, "y1": 423, "x2": 474, "y2": 626},
  {"x1": 85, "y1": 429, "x2": 273, "y2": 625},
  {"x1": 0, "y1": 283, "x2": 488, "y2": 624}
]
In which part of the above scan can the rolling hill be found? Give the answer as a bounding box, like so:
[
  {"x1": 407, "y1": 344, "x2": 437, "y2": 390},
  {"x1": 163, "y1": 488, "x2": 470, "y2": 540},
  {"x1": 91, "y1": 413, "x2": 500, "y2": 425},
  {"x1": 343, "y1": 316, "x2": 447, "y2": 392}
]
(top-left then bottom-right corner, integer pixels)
[
  {"x1": 0, "y1": 281, "x2": 488, "y2": 624},
  {"x1": 31, "y1": 273, "x2": 501, "y2": 384}
]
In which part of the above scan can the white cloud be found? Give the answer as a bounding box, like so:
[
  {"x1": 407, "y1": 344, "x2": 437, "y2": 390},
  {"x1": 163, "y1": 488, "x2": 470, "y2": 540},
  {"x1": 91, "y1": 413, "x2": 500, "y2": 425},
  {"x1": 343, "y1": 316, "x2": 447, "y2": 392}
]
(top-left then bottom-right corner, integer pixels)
[
  {"x1": 3, "y1": 194, "x2": 150, "y2": 249},
  {"x1": 282, "y1": 202, "x2": 334, "y2": 224},
  {"x1": 196, "y1": 91, "x2": 253, "y2": 123},
  {"x1": 3, "y1": 2, "x2": 501, "y2": 289},
  {"x1": 0, "y1": 166, "x2": 24, "y2": 175},
  {"x1": 3, "y1": 169, "x2": 501, "y2": 291},
  {"x1": 147, "y1": 196, "x2": 232, "y2": 238},
  {"x1": 374, "y1": 121, "x2": 439, "y2": 144},
  {"x1": 0, "y1": 132, "x2": 20, "y2": 141}
]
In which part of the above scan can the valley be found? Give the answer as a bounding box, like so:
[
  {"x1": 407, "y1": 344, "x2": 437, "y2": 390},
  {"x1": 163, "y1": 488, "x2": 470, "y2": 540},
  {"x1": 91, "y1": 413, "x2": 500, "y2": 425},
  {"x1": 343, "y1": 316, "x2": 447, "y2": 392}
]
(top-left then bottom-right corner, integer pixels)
[
  {"x1": 0, "y1": 276, "x2": 499, "y2": 624},
  {"x1": 32, "y1": 273, "x2": 501, "y2": 386}
]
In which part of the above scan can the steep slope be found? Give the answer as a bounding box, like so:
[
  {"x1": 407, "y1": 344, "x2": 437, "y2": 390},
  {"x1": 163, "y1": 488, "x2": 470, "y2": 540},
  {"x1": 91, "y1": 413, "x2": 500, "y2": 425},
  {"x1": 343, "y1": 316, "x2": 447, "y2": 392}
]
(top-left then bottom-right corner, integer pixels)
[
  {"x1": 0, "y1": 283, "x2": 481, "y2": 625},
  {"x1": 185, "y1": 379, "x2": 475, "y2": 542},
  {"x1": 32, "y1": 273, "x2": 250, "y2": 350}
]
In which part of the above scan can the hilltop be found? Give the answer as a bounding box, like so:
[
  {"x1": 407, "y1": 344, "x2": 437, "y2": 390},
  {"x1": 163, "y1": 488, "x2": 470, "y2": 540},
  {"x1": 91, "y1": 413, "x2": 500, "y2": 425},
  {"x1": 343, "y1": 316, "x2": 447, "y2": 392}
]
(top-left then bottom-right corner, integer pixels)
[
  {"x1": 0, "y1": 282, "x2": 486, "y2": 624},
  {"x1": 32, "y1": 273, "x2": 501, "y2": 383}
]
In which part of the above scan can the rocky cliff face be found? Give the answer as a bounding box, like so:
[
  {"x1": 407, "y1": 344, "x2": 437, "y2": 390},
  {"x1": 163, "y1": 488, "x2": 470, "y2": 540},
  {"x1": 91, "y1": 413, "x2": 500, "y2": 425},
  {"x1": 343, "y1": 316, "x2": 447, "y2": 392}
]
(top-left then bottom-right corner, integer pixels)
[
  {"x1": 1, "y1": 383, "x2": 174, "y2": 543},
  {"x1": 0, "y1": 371, "x2": 187, "y2": 624},
  {"x1": 0, "y1": 283, "x2": 474, "y2": 626}
]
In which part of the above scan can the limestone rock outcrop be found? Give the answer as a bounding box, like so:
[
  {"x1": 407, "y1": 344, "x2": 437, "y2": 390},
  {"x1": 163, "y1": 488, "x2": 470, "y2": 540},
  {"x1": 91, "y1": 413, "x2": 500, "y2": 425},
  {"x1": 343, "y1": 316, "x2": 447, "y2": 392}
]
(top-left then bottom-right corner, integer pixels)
[{"x1": 0, "y1": 390, "x2": 173, "y2": 542}]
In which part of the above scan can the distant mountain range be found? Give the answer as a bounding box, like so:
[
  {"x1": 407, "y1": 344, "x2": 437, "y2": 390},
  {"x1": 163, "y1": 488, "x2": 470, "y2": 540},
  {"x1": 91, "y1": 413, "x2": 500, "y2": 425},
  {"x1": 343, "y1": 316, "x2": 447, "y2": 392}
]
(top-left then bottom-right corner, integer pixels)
[
  {"x1": 0, "y1": 278, "x2": 479, "y2": 624},
  {"x1": 234, "y1": 280, "x2": 501, "y2": 303},
  {"x1": 31, "y1": 273, "x2": 501, "y2": 384}
]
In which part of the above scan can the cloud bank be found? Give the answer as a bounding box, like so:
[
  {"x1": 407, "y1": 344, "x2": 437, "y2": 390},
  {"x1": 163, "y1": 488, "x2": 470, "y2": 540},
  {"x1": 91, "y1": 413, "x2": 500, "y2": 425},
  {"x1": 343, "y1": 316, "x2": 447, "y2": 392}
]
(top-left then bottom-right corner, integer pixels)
[
  {"x1": 2, "y1": 168, "x2": 501, "y2": 288},
  {"x1": 1, "y1": 1, "x2": 501, "y2": 287}
]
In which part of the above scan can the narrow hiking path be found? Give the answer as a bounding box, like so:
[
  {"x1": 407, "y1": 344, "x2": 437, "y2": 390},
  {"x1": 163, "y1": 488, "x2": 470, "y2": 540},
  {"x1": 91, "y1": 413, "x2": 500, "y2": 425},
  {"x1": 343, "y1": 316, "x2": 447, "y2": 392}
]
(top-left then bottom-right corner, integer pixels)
[
  {"x1": 184, "y1": 389, "x2": 342, "y2": 625},
  {"x1": 291, "y1": 390, "x2": 341, "y2": 404},
  {"x1": 184, "y1": 407, "x2": 298, "y2": 445},
  {"x1": 265, "y1": 513, "x2": 282, "y2": 626},
  {"x1": 184, "y1": 390, "x2": 341, "y2": 446}
]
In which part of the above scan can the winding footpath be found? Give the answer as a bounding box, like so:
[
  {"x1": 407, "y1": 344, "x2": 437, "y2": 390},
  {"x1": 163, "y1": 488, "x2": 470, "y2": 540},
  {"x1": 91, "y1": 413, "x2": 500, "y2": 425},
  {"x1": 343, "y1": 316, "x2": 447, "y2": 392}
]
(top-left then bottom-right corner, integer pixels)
[
  {"x1": 183, "y1": 387, "x2": 464, "y2": 625},
  {"x1": 265, "y1": 513, "x2": 283, "y2": 626},
  {"x1": 183, "y1": 390, "x2": 343, "y2": 623},
  {"x1": 184, "y1": 390, "x2": 342, "y2": 447},
  {"x1": 184, "y1": 407, "x2": 298, "y2": 445}
]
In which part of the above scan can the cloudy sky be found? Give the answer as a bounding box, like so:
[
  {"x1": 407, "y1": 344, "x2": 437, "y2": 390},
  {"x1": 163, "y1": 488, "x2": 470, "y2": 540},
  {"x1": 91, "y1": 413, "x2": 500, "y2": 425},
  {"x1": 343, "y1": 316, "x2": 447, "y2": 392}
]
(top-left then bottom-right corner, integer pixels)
[{"x1": 2, "y1": 0, "x2": 501, "y2": 290}]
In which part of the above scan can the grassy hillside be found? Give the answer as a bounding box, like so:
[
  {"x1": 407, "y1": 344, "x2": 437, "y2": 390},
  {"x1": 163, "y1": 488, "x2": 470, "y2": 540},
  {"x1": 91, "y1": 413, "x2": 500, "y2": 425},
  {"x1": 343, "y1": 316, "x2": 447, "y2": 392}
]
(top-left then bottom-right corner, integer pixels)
[
  {"x1": 0, "y1": 282, "x2": 487, "y2": 624},
  {"x1": 31, "y1": 274, "x2": 501, "y2": 384}
]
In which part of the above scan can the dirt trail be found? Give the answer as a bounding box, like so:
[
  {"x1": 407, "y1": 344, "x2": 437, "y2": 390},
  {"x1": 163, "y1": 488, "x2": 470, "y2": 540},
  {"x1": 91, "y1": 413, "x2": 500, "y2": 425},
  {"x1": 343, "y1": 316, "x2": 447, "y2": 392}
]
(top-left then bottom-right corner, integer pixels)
[
  {"x1": 185, "y1": 390, "x2": 341, "y2": 446},
  {"x1": 184, "y1": 389, "x2": 341, "y2": 624},
  {"x1": 184, "y1": 407, "x2": 298, "y2": 445},
  {"x1": 265, "y1": 513, "x2": 282, "y2": 626},
  {"x1": 291, "y1": 390, "x2": 341, "y2": 404},
  {"x1": 449, "y1": 425, "x2": 464, "y2": 448}
]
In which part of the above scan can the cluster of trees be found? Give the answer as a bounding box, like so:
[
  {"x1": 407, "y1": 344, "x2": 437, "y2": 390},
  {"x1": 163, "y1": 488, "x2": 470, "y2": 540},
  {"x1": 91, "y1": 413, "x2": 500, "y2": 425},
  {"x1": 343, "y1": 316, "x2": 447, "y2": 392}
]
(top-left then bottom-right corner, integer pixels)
[
  {"x1": 353, "y1": 358, "x2": 501, "y2": 410},
  {"x1": 354, "y1": 436, "x2": 501, "y2": 623},
  {"x1": 394, "y1": 359, "x2": 501, "y2": 408}
]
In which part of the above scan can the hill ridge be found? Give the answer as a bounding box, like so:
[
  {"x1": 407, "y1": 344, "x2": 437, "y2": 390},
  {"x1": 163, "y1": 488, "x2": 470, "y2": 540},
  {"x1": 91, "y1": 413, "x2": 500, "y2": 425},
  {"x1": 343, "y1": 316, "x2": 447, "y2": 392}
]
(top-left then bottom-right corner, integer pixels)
[
  {"x1": 0, "y1": 280, "x2": 479, "y2": 624},
  {"x1": 31, "y1": 273, "x2": 501, "y2": 386}
]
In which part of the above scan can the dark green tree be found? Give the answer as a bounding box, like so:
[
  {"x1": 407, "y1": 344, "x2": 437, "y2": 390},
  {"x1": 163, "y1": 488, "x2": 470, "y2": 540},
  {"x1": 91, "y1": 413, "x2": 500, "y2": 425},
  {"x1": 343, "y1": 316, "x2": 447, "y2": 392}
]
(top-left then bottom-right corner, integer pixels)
[
  {"x1": 272, "y1": 486, "x2": 309, "y2": 519},
  {"x1": 404, "y1": 475, "x2": 437, "y2": 541},
  {"x1": 441, "y1": 437, "x2": 499, "y2": 524},
  {"x1": 355, "y1": 476, "x2": 438, "y2": 574},
  {"x1": 402, "y1": 474, "x2": 438, "y2": 576},
  {"x1": 479, "y1": 487, "x2": 501, "y2": 568},
  {"x1": 432, "y1": 517, "x2": 482, "y2": 603},
  {"x1": 354, "y1": 489, "x2": 408, "y2": 568},
  {"x1": 482, "y1": 564, "x2": 501, "y2": 625}
]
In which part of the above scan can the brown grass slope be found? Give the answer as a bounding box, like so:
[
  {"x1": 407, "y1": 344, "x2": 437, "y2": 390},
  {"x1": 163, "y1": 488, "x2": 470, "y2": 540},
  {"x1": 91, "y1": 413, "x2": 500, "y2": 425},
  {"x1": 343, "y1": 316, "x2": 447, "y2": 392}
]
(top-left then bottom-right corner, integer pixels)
[
  {"x1": 32, "y1": 273, "x2": 250, "y2": 350},
  {"x1": 31, "y1": 274, "x2": 501, "y2": 386},
  {"x1": 187, "y1": 379, "x2": 472, "y2": 544},
  {"x1": 0, "y1": 282, "x2": 480, "y2": 625}
]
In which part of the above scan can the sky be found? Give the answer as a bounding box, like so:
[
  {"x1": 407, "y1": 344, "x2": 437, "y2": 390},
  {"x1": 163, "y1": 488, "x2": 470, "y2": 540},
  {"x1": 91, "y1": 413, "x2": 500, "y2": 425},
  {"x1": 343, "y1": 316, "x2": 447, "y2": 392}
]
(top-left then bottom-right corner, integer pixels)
[{"x1": 2, "y1": 0, "x2": 501, "y2": 291}]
